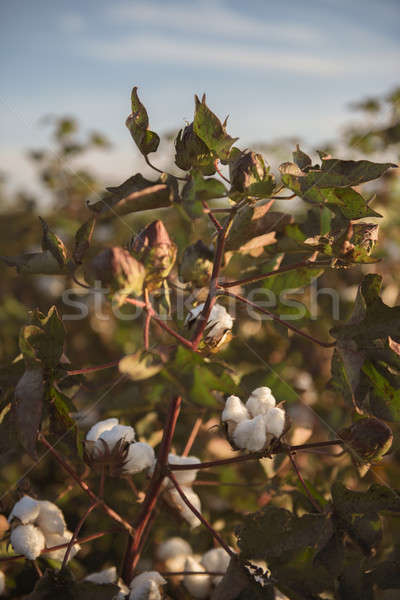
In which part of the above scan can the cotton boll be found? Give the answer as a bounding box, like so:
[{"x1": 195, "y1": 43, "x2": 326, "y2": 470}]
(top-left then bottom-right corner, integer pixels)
[
  {"x1": 0, "y1": 571, "x2": 5, "y2": 595},
  {"x1": 222, "y1": 395, "x2": 249, "y2": 424},
  {"x1": 85, "y1": 566, "x2": 117, "y2": 584},
  {"x1": 166, "y1": 487, "x2": 202, "y2": 528},
  {"x1": 246, "y1": 387, "x2": 276, "y2": 418},
  {"x1": 44, "y1": 530, "x2": 81, "y2": 562},
  {"x1": 123, "y1": 442, "x2": 155, "y2": 474},
  {"x1": 11, "y1": 524, "x2": 45, "y2": 560},
  {"x1": 264, "y1": 407, "x2": 286, "y2": 439},
  {"x1": 86, "y1": 418, "x2": 119, "y2": 442},
  {"x1": 201, "y1": 547, "x2": 230, "y2": 585},
  {"x1": 99, "y1": 424, "x2": 135, "y2": 450},
  {"x1": 167, "y1": 454, "x2": 200, "y2": 487},
  {"x1": 183, "y1": 556, "x2": 212, "y2": 599},
  {"x1": 233, "y1": 416, "x2": 267, "y2": 452},
  {"x1": 8, "y1": 495, "x2": 40, "y2": 525},
  {"x1": 157, "y1": 537, "x2": 192, "y2": 562},
  {"x1": 36, "y1": 500, "x2": 66, "y2": 535},
  {"x1": 206, "y1": 304, "x2": 233, "y2": 339},
  {"x1": 129, "y1": 571, "x2": 166, "y2": 600}
]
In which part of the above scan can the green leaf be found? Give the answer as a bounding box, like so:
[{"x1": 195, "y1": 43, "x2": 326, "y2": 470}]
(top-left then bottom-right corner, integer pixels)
[
  {"x1": 39, "y1": 217, "x2": 68, "y2": 267},
  {"x1": 225, "y1": 204, "x2": 292, "y2": 252},
  {"x1": 191, "y1": 365, "x2": 236, "y2": 407},
  {"x1": 19, "y1": 306, "x2": 65, "y2": 369},
  {"x1": 175, "y1": 122, "x2": 216, "y2": 175},
  {"x1": 119, "y1": 350, "x2": 163, "y2": 381},
  {"x1": 182, "y1": 171, "x2": 227, "y2": 219},
  {"x1": 193, "y1": 94, "x2": 238, "y2": 160},
  {"x1": 319, "y1": 187, "x2": 381, "y2": 220},
  {"x1": 229, "y1": 151, "x2": 275, "y2": 199},
  {"x1": 1, "y1": 251, "x2": 67, "y2": 275},
  {"x1": 73, "y1": 217, "x2": 96, "y2": 264},
  {"x1": 13, "y1": 367, "x2": 44, "y2": 459},
  {"x1": 262, "y1": 265, "x2": 323, "y2": 295},
  {"x1": 126, "y1": 87, "x2": 160, "y2": 155}
]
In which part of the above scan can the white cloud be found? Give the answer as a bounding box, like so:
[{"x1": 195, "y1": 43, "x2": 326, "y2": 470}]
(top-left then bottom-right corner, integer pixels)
[
  {"x1": 109, "y1": 0, "x2": 320, "y2": 44},
  {"x1": 83, "y1": 32, "x2": 400, "y2": 77}
]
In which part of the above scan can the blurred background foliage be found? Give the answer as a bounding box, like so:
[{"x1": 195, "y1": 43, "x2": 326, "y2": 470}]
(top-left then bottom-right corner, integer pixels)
[{"x1": 0, "y1": 87, "x2": 399, "y2": 598}]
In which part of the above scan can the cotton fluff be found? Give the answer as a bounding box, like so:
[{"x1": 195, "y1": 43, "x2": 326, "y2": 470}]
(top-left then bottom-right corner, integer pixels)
[
  {"x1": 167, "y1": 454, "x2": 200, "y2": 487},
  {"x1": 222, "y1": 396, "x2": 249, "y2": 424},
  {"x1": 85, "y1": 566, "x2": 117, "y2": 584},
  {"x1": 8, "y1": 495, "x2": 40, "y2": 525},
  {"x1": 246, "y1": 387, "x2": 276, "y2": 417},
  {"x1": 264, "y1": 407, "x2": 286, "y2": 439},
  {"x1": 183, "y1": 556, "x2": 212, "y2": 599},
  {"x1": 0, "y1": 571, "x2": 5, "y2": 595},
  {"x1": 44, "y1": 530, "x2": 80, "y2": 562},
  {"x1": 123, "y1": 442, "x2": 155, "y2": 474},
  {"x1": 10, "y1": 524, "x2": 45, "y2": 560},
  {"x1": 201, "y1": 547, "x2": 230, "y2": 585},
  {"x1": 36, "y1": 500, "x2": 66, "y2": 536},
  {"x1": 129, "y1": 571, "x2": 166, "y2": 600},
  {"x1": 166, "y1": 487, "x2": 202, "y2": 528},
  {"x1": 157, "y1": 537, "x2": 192, "y2": 572},
  {"x1": 86, "y1": 418, "x2": 119, "y2": 442},
  {"x1": 233, "y1": 415, "x2": 267, "y2": 452},
  {"x1": 186, "y1": 303, "x2": 233, "y2": 340},
  {"x1": 98, "y1": 424, "x2": 135, "y2": 450}
]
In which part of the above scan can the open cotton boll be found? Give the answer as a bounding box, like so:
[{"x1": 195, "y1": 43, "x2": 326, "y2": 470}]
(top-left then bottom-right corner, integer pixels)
[
  {"x1": 11, "y1": 524, "x2": 45, "y2": 560},
  {"x1": 123, "y1": 442, "x2": 155, "y2": 474},
  {"x1": 222, "y1": 395, "x2": 249, "y2": 424},
  {"x1": 233, "y1": 416, "x2": 267, "y2": 452},
  {"x1": 167, "y1": 454, "x2": 200, "y2": 487},
  {"x1": 44, "y1": 530, "x2": 81, "y2": 561},
  {"x1": 99, "y1": 424, "x2": 135, "y2": 450},
  {"x1": 264, "y1": 407, "x2": 286, "y2": 439},
  {"x1": 86, "y1": 418, "x2": 119, "y2": 442},
  {"x1": 129, "y1": 571, "x2": 166, "y2": 600},
  {"x1": 85, "y1": 566, "x2": 117, "y2": 584},
  {"x1": 205, "y1": 303, "x2": 234, "y2": 338},
  {"x1": 36, "y1": 500, "x2": 66, "y2": 536},
  {"x1": 166, "y1": 487, "x2": 202, "y2": 528},
  {"x1": 183, "y1": 556, "x2": 212, "y2": 599},
  {"x1": 246, "y1": 387, "x2": 276, "y2": 418},
  {"x1": 201, "y1": 547, "x2": 231, "y2": 585},
  {"x1": 8, "y1": 495, "x2": 40, "y2": 525},
  {"x1": 0, "y1": 571, "x2": 5, "y2": 595},
  {"x1": 157, "y1": 537, "x2": 192, "y2": 562}
]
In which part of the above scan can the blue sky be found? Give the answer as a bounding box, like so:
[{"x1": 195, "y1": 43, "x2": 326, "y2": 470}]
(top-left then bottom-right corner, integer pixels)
[{"x1": 1, "y1": 0, "x2": 399, "y2": 195}]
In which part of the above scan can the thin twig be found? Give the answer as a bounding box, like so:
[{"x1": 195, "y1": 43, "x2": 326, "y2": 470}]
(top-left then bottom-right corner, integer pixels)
[
  {"x1": 182, "y1": 416, "x2": 203, "y2": 456},
  {"x1": 144, "y1": 155, "x2": 187, "y2": 181},
  {"x1": 201, "y1": 198, "x2": 223, "y2": 231},
  {"x1": 66, "y1": 360, "x2": 120, "y2": 376}
]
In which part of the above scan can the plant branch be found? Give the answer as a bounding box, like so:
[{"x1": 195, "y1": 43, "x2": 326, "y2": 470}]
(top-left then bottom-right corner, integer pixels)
[
  {"x1": 219, "y1": 260, "x2": 330, "y2": 289},
  {"x1": 182, "y1": 415, "x2": 204, "y2": 456},
  {"x1": 201, "y1": 198, "x2": 223, "y2": 231},
  {"x1": 219, "y1": 289, "x2": 337, "y2": 348},
  {"x1": 65, "y1": 360, "x2": 120, "y2": 376},
  {"x1": 214, "y1": 159, "x2": 231, "y2": 184},
  {"x1": 288, "y1": 452, "x2": 322, "y2": 512},
  {"x1": 144, "y1": 155, "x2": 187, "y2": 182}
]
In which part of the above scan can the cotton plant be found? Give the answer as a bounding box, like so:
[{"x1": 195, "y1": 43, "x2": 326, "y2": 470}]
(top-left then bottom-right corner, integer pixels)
[
  {"x1": 8, "y1": 495, "x2": 80, "y2": 562},
  {"x1": 222, "y1": 387, "x2": 287, "y2": 452},
  {"x1": 128, "y1": 571, "x2": 166, "y2": 600},
  {"x1": 84, "y1": 566, "x2": 129, "y2": 598},
  {"x1": 84, "y1": 418, "x2": 155, "y2": 477},
  {"x1": 185, "y1": 302, "x2": 234, "y2": 351}
]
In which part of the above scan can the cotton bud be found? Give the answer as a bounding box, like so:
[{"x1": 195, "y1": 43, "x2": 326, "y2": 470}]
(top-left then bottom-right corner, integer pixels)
[
  {"x1": 180, "y1": 240, "x2": 214, "y2": 288},
  {"x1": 10, "y1": 524, "x2": 45, "y2": 560},
  {"x1": 183, "y1": 556, "x2": 212, "y2": 599},
  {"x1": 85, "y1": 247, "x2": 146, "y2": 299},
  {"x1": 44, "y1": 530, "x2": 80, "y2": 562},
  {"x1": 36, "y1": 500, "x2": 66, "y2": 536},
  {"x1": 130, "y1": 220, "x2": 177, "y2": 291},
  {"x1": 85, "y1": 566, "x2": 117, "y2": 584},
  {"x1": 233, "y1": 416, "x2": 267, "y2": 452},
  {"x1": 175, "y1": 122, "x2": 216, "y2": 175},
  {"x1": 157, "y1": 537, "x2": 192, "y2": 572},
  {"x1": 129, "y1": 571, "x2": 166, "y2": 600},
  {"x1": 264, "y1": 407, "x2": 286, "y2": 439},
  {"x1": 229, "y1": 151, "x2": 274, "y2": 199},
  {"x1": 8, "y1": 495, "x2": 40, "y2": 525},
  {"x1": 166, "y1": 487, "x2": 202, "y2": 528},
  {"x1": 123, "y1": 442, "x2": 155, "y2": 474},
  {"x1": 167, "y1": 454, "x2": 200, "y2": 487},
  {"x1": 186, "y1": 302, "x2": 233, "y2": 351},
  {"x1": 201, "y1": 547, "x2": 230, "y2": 585},
  {"x1": 246, "y1": 387, "x2": 276, "y2": 417},
  {"x1": 222, "y1": 396, "x2": 249, "y2": 424}
]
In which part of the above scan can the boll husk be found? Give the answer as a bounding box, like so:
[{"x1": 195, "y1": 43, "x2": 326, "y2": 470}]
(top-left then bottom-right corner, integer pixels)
[
  {"x1": 183, "y1": 556, "x2": 212, "y2": 599},
  {"x1": 229, "y1": 151, "x2": 274, "y2": 199},
  {"x1": 339, "y1": 417, "x2": 393, "y2": 477},
  {"x1": 10, "y1": 524, "x2": 45, "y2": 560},
  {"x1": 180, "y1": 240, "x2": 214, "y2": 288},
  {"x1": 84, "y1": 418, "x2": 135, "y2": 475},
  {"x1": 174, "y1": 122, "x2": 216, "y2": 175}
]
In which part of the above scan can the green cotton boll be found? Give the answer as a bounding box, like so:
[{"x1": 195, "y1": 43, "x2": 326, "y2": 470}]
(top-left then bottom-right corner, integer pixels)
[
  {"x1": 175, "y1": 122, "x2": 216, "y2": 175},
  {"x1": 180, "y1": 240, "x2": 214, "y2": 288},
  {"x1": 85, "y1": 246, "x2": 145, "y2": 298},
  {"x1": 229, "y1": 151, "x2": 275, "y2": 199}
]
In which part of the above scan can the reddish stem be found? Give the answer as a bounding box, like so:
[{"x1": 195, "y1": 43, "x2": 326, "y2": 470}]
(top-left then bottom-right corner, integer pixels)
[
  {"x1": 66, "y1": 360, "x2": 120, "y2": 376},
  {"x1": 201, "y1": 198, "x2": 223, "y2": 231},
  {"x1": 182, "y1": 416, "x2": 203, "y2": 456},
  {"x1": 214, "y1": 159, "x2": 231, "y2": 184},
  {"x1": 168, "y1": 471, "x2": 235, "y2": 558}
]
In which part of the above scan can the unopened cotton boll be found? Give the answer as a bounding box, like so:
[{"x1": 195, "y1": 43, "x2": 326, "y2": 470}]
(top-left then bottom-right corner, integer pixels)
[
  {"x1": 166, "y1": 487, "x2": 202, "y2": 528},
  {"x1": 123, "y1": 442, "x2": 155, "y2": 474},
  {"x1": 86, "y1": 418, "x2": 119, "y2": 442},
  {"x1": 36, "y1": 500, "x2": 66, "y2": 535},
  {"x1": 222, "y1": 395, "x2": 249, "y2": 424},
  {"x1": 233, "y1": 415, "x2": 267, "y2": 452},
  {"x1": 183, "y1": 556, "x2": 212, "y2": 599},
  {"x1": 8, "y1": 495, "x2": 40, "y2": 525},
  {"x1": 264, "y1": 406, "x2": 286, "y2": 439},
  {"x1": 99, "y1": 424, "x2": 135, "y2": 450},
  {"x1": 44, "y1": 530, "x2": 81, "y2": 562},
  {"x1": 85, "y1": 566, "x2": 117, "y2": 584},
  {"x1": 246, "y1": 387, "x2": 276, "y2": 417},
  {"x1": 201, "y1": 547, "x2": 230, "y2": 585},
  {"x1": 129, "y1": 571, "x2": 166, "y2": 600},
  {"x1": 167, "y1": 454, "x2": 200, "y2": 487},
  {"x1": 11, "y1": 524, "x2": 45, "y2": 560}
]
